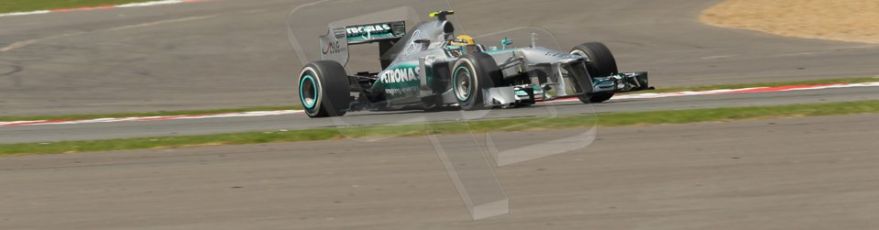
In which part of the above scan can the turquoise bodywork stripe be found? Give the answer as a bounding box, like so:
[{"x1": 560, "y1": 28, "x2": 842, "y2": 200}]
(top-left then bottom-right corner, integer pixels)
[{"x1": 299, "y1": 74, "x2": 318, "y2": 110}]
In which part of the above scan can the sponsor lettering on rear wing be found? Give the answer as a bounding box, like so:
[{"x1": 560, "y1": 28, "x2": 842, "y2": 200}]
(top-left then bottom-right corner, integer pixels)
[
  {"x1": 346, "y1": 21, "x2": 406, "y2": 44},
  {"x1": 320, "y1": 21, "x2": 406, "y2": 66}
]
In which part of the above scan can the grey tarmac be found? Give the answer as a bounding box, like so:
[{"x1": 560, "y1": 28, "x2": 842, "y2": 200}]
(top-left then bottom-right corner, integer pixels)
[
  {"x1": 1, "y1": 114, "x2": 878, "y2": 229},
  {"x1": 1, "y1": 0, "x2": 878, "y2": 115},
  {"x1": 2, "y1": 1, "x2": 878, "y2": 229}
]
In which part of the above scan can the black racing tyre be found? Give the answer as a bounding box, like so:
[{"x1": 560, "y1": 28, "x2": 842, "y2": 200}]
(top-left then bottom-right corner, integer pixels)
[
  {"x1": 451, "y1": 52, "x2": 501, "y2": 110},
  {"x1": 585, "y1": 92, "x2": 614, "y2": 103},
  {"x1": 572, "y1": 42, "x2": 618, "y2": 104},
  {"x1": 571, "y1": 42, "x2": 618, "y2": 77},
  {"x1": 298, "y1": 60, "x2": 351, "y2": 118}
]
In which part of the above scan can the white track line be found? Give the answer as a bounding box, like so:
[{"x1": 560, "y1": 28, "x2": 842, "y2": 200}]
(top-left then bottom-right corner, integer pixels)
[
  {"x1": 106, "y1": 15, "x2": 216, "y2": 31},
  {"x1": 614, "y1": 81, "x2": 879, "y2": 100},
  {"x1": 0, "y1": 110, "x2": 302, "y2": 127},
  {"x1": 609, "y1": 88, "x2": 763, "y2": 100},
  {"x1": 0, "y1": 10, "x2": 51, "y2": 17},
  {"x1": 116, "y1": 0, "x2": 201, "y2": 8},
  {"x1": 2, "y1": 82, "x2": 878, "y2": 128},
  {"x1": 548, "y1": 82, "x2": 879, "y2": 103},
  {"x1": 0, "y1": 0, "x2": 208, "y2": 18},
  {"x1": 783, "y1": 82, "x2": 879, "y2": 91}
]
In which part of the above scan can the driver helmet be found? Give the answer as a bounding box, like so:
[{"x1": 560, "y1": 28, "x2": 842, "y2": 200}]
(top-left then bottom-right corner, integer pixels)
[{"x1": 450, "y1": 34, "x2": 475, "y2": 46}]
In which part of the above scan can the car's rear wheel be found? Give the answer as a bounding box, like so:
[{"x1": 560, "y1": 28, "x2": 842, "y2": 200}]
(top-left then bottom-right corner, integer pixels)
[
  {"x1": 451, "y1": 52, "x2": 500, "y2": 110},
  {"x1": 572, "y1": 42, "x2": 618, "y2": 103},
  {"x1": 298, "y1": 60, "x2": 351, "y2": 118}
]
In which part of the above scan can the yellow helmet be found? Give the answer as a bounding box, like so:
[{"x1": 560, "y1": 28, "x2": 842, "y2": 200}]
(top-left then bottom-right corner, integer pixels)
[{"x1": 452, "y1": 34, "x2": 475, "y2": 46}]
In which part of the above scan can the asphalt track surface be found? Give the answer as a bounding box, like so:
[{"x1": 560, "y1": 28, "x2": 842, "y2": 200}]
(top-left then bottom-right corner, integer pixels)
[
  {"x1": 1, "y1": 0, "x2": 878, "y2": 116},
  {"x1": 2, "y1": 1, "x2": 879, "y2": 229},
  {"x1": 2, "y1": 114, "x2": 878, "y2": 229},
  {"x1": 2, "y1": 86, "x2": 879, "y2": 144}
]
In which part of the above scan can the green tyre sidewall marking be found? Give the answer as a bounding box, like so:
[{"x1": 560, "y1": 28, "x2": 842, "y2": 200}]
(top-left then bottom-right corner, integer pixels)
[{"x1": 299, "y1": 71, "x2": 319, "y2": 111}]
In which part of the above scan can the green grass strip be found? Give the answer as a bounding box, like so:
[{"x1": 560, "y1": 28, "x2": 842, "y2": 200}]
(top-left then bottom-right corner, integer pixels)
[
  {"x1": 0, "y1": 0, "x2": 155, "y2": 13},
  {"x1": 647, "y1": 76, "x2": 879, "y2": 93},
  {"x1": 2, "y1": 100, "x2": 878, "y2": 156}
]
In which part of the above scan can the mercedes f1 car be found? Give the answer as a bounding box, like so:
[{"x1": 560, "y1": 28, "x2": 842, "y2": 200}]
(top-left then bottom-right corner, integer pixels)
[{"x1": 297, "y1": 10, "x2": 650, "y2": 118}]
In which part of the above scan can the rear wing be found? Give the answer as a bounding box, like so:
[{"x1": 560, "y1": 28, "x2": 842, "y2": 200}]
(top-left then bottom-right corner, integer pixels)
[
  {"x1": 346, "y1": 21, "x2": 406, "y2": 44},
  {"x1": 320, "y1": 21, "x2": 406, "y2": 66}
]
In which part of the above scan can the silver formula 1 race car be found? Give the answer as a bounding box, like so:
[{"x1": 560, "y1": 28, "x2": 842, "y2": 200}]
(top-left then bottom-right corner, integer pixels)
[{"x1": 297, "y1": 10, "x2": 650, "y2": 118}]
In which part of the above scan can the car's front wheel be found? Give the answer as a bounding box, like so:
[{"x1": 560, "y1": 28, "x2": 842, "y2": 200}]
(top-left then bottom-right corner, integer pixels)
[
  {"x1": 571, "y1": 42, "x2": 619, "y2": 103},
  {"x1": 586, "y1": 92, "x2": 614, "y2": 103},
  {"x1": 451, "y1": 53, "x2": 500, "y2": 110}
]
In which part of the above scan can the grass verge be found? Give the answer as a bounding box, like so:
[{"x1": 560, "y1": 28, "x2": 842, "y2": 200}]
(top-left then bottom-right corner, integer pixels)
[
  {"x1": 0, "y1": 0, "x2": 155, "y2": 13},
  {"x1": 2, "y1": 100, "x2": 879, "y2": 156}
]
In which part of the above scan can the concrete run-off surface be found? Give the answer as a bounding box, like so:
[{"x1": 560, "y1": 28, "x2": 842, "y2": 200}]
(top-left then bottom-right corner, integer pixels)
[
  {"x1": 1, "y1": 114, "x2": 878, "y2": 229},
  {"x1": 702, "y1": 0, "x2": 879, "y2": 44}
]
